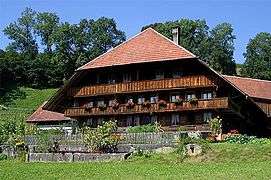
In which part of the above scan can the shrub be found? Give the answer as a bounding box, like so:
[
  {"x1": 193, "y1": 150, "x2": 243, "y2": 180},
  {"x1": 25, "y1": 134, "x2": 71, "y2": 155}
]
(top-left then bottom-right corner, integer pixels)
[
  {"x1": 209, "y1": 116, "x2": 222, "y2": 135},
  {"x1": 0, "y1": 153, "x2": 8, "y2": 161},
  {"x1": 83, "y1": 120, "x2": 118, "y2": 153},
  {"x1": 176, "y1": 137, "x2": 210, "y2": 158},
  {"x1": 224, "y1": 134, "x2": 271, "y2": 144}
]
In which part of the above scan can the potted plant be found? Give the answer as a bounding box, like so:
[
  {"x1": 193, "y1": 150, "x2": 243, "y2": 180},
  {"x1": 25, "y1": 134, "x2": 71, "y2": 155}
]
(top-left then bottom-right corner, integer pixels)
[
  {"x1": 84, "y1": 103, "x2": 93, "y2": 111},
  {"x1": 189, "y1": 97, "x2": 198, "y2": 106},
  {"x1": 174, "y1": 97, "x2": 183, "y2": 106},
  {"x1": 98, "y1": 103, "x2": 107, "y2": 111},
  {"x1": 126, "y1": 100, "x2": 135, "y2": 109},
  {"x1": 158, "y1": 99, "x2": 167, "y2": 109},
  {"x1": 143, "y1": 100, "x2": 151, "y2": 108},
  {"x1": 111, "y1": 99, "x2": 119, "y2": 110}
]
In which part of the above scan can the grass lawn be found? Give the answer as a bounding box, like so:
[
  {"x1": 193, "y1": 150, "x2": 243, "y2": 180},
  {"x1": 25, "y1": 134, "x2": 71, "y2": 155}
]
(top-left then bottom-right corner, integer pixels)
[
  {"x1": 0, "y1": 88, "x2": 57, "y2": 123},
  {"x1": 1, "y1": 143, "x2": 271, "y2": 179}
]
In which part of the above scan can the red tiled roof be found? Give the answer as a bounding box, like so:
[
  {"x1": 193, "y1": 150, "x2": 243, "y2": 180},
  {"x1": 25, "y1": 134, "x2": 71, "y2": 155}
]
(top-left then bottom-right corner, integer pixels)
[
  {"x1": 27, "y1": 102, "x2": 70, "y2": 122},
  {"x1": 223, "y1": 75, "x2": 271, "y2": 100},
  {"x1": 77, "y1": 28, "x2": 196, "y2": 70}
]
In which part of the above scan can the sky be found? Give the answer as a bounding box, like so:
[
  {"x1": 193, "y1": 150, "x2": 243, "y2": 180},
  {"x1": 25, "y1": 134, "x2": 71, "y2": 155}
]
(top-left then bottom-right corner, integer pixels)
[{"x1": 1, "y1": 0, "x2": 271, "y2": 64}]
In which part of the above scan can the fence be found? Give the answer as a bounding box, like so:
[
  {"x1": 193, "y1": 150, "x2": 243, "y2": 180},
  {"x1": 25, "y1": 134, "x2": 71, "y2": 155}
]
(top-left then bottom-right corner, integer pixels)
[{"x1": 25, "y1": 131, "x2": 210, "y2": 147}]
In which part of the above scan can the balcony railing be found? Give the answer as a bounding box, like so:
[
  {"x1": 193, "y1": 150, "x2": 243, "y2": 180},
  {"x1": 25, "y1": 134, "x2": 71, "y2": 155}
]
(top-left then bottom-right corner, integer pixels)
[
  {"x1": 67, "y1": 75, "x2": 215, "y2": 97},
  {"x1": 65, "y1": 97, "x2": 229, "y2": 117}
]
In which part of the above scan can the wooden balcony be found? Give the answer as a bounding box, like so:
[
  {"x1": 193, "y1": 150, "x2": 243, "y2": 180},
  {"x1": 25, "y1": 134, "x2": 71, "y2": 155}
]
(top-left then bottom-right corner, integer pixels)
[
  {"x1": 67, "y1": 75, "x2": 215, "y2": 97},
  {"x1": 65, "y1": 97, "x2": 228, "y2": 117}
]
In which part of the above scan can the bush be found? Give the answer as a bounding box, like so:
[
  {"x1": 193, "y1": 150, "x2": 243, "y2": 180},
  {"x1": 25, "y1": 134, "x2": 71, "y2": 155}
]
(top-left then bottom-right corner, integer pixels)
[
  {"x1": 127, "y1": 123, "x2": 161, "y2": 133},
  {"x1": 82, "y1": 120, "x2": 118, "y2": 153},
  {"x1": 209, "y1": 116, "x2": 222, "y2": 135},
  {"x1": 225, "y1": 134, "x2": 271, "y2": 144},
  {"x1": 176, "y1": 137, "x2": 210, "y2": 158},
  {"x1": 0, "y1": 153, "x2": 8, "y2": 161}
]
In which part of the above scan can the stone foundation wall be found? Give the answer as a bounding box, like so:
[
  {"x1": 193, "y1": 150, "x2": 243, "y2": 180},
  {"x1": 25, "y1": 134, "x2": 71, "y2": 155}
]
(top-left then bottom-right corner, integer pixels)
[{"x1": 28, "y1": 153, "x2": 126, "y2": 162}]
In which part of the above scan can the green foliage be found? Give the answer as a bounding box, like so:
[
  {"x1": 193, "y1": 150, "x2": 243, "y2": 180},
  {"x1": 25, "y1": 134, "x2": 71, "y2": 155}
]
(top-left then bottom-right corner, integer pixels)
[
  {"x1": 1, "y1": 8, "x2": 126, "y2": 88},
  {"x1": 225, "y1": 134, "x2": 271, "y2": 144},
  {"x1": 209, "y1": 116, "x2": 222, "y2": 135},
  {"x1": 127, "y1": 123, "x2": 161, "y2": 133},
  {"x1": 0, "y1": 154, "x2": 8, "y2": 161},
  {"x1": 34, "y1": 129, "x2": 63, "y2": 153},
  {"x1": 0, "y1": 88, "x2": 56, "y2": 126},
  {"x1": 82, "y1": 120, "x2": 118, "y2": 153},
  {"x1": 176, "y1": 137, "x2": 210, "y2": 158},
  {"x1": 1, "y1": 143, "x2": 271, "y2": 178},
  {"x1": 208, "y1": 23, "x2": 236, "y2": 75},
  {"x1": 142, "y1": 20, "x2": 236, "y2": 75},
  {"x1": 241, "y1": 32, "x2": 271, "y2": 80}
]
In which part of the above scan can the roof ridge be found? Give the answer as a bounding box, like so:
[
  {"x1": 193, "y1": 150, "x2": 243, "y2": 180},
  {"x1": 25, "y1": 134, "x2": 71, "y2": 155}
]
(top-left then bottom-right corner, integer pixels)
[
  {"x1": 77, "y1": 27, "x2": 195, "y2": 71},
  {"x1": 77, "y1": 28, "x2": 155, "y2": 71},
  {"x1": 223, "y1": 75, "x2": 271, "y2": 83}
]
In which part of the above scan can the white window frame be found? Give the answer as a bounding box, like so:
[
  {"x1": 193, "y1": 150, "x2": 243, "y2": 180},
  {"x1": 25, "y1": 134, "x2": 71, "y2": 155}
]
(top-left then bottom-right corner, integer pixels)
[
  {"x1": 171, "y1": 113, "x2": 180, "y2": 125},
  {"x1": 97, "y1": 100, "x2": 105, "y2": 106},
  {"x1": 155, "y1": 70, "x2": 164, "y2": 80},
  {"x1": 185, "y1": 93, "x2": 196, "y2": 101},
  {"x1": 123, "y1": 73, "x2": 131, "y2": 82},
  {"x1": 138, "y1": 97, "x2": 145, "y2": 104},
  {"x1": 150, "y1": 96, "x2": 158, "y2": 103},
  {"x1": 201, "y1": 92, "x2": 213, "y2": 100},
  {"x1": 203, "y1": 112, "x2": 212, "y2": 123},
  {"x1": 170, "y1": 94, "x2": 180, "y2": 103}
]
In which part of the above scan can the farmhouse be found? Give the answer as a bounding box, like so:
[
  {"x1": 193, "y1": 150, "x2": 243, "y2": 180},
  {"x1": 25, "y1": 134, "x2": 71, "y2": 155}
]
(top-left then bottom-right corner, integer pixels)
[{"x1": 28, "y1": 28, "x2": 271, "y2": 136}]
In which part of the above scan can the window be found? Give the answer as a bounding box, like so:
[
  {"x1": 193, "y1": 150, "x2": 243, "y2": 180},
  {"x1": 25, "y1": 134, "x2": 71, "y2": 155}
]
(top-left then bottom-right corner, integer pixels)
[
  {"x1": 134, "y1": 116, "x2": 140, "y2": 126},
  {"x1": 73, "y1": 100, "x2": 79, "y2": 107},
  {"x1": 86, "y1": 118, "x2": 93, "y2": 126},
  {"x1": 201, "y1": 92, "x2": 213, "y2": 100},
  {"x1": 138, "y1": 97, "x2": 145, "y2": 104},
  {"x1": 97, "y1": 100, "x2": 105, "y2": 106},
  {"x1": 203, "y1": 112, "x2": 212, "y2": 122},
  {"x1": 123, "y1": 73, "x2": 131, "y2": 82},
  {"x1": 170, "y1": 94, "x2": 180, "y2": 102},
  {"x1": 150, "y1": 96, "x2": 158, "y2": 103},
  {"x1": 108, "y1": 100, "x2": 115, "y2": 107},
  {"x1": 127, "y1": 98, "x2": 133, "y2": 103},
  {"x1": 107, "y1": 74, "x2": 115, "y2": 84},
  {"x1": 97, "y1": 118, "x2": 103, "y2": 125},
  {"x1": 186, "y1": 93, "x2": 196, "y2": 101},
  {"x1": 127, "y1": 116, "x2": 133, "y2": 126},
  {"x1": 171, "y1": 114, "x2": 180, "y2": 125},
  {"x1": 155, "y1": 71, "x2": 164, "y2": 80},
  {"x1": 172, "y1": 71, "x2": 183, "y2": 78},
  {"x1": 85, "y1": 101, "x2": 94, "y2": 108},
  {"x1": 150, "y1": 115, "x2": 158, "y2": 124}
]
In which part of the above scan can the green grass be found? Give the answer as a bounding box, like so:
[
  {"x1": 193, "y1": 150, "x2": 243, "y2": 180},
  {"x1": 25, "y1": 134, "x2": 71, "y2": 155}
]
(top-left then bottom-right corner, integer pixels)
[
  {"x1": 1, "y1": 143, "x2": 271, "y2": 179},
  {"x1": 0, "y1": 87, "x2": 57, "y2": 123}
]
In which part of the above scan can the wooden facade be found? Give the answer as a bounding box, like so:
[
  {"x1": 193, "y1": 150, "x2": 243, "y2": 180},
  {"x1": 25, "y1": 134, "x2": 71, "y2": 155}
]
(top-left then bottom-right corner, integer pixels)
[
  {"x1": 65, "y1": 98, "x2": 228, "y2": 117},
  {"x1": 40, "y1": 28, "x2": 271, "y2": 135},
  {"x1": 67, "y1": 75, "x2": 215, "y2": 97}
]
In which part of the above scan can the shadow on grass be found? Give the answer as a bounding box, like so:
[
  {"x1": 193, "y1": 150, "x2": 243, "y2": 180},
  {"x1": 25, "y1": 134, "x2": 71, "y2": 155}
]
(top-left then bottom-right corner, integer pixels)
[{"x1": 0, "y1": 83, "x2": 26, "y2": 106}]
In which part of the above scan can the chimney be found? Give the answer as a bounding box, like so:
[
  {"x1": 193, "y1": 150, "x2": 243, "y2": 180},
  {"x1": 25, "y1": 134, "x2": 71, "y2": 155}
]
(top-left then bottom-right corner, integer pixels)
[{"x1": 172, "y1": 27, "x2": 179, "y2": 45}]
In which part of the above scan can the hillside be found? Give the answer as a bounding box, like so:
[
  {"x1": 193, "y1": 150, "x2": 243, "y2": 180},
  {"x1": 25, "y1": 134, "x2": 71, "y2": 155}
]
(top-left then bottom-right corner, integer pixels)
[{"x1": 0, "y1": 88, "x2": 57, "y2": 123}]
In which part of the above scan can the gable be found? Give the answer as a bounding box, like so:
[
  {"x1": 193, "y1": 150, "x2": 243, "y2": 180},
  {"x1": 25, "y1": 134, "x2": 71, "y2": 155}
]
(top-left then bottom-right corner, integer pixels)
[{"x1": 77, "y1": 28, "x2": 195, "y2": 70}]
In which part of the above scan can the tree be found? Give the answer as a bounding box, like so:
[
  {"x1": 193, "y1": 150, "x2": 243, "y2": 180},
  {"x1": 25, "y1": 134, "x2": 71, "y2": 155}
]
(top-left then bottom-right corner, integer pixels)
[
  {"x1": 52, "y1": 17, "x2": 126, "y2": 79},
  {"x1": 34, "y1": 12, "x2": 60, "y2": 53},
  {"x1": 207, "y1": 23, "x2": 236, "y2": 75},
  {"x1": 142, "y1": 20, "x2": 236, "y2": 75},
  {"x1": 3, "y1": 8, "x2": 38, "y2": 59},
  {"x1": 241, "y1": 32, "x2": 271, "y2": 80},
  {"x1": 142, "y1": 19, "x2": 209, "y2": 61}
]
